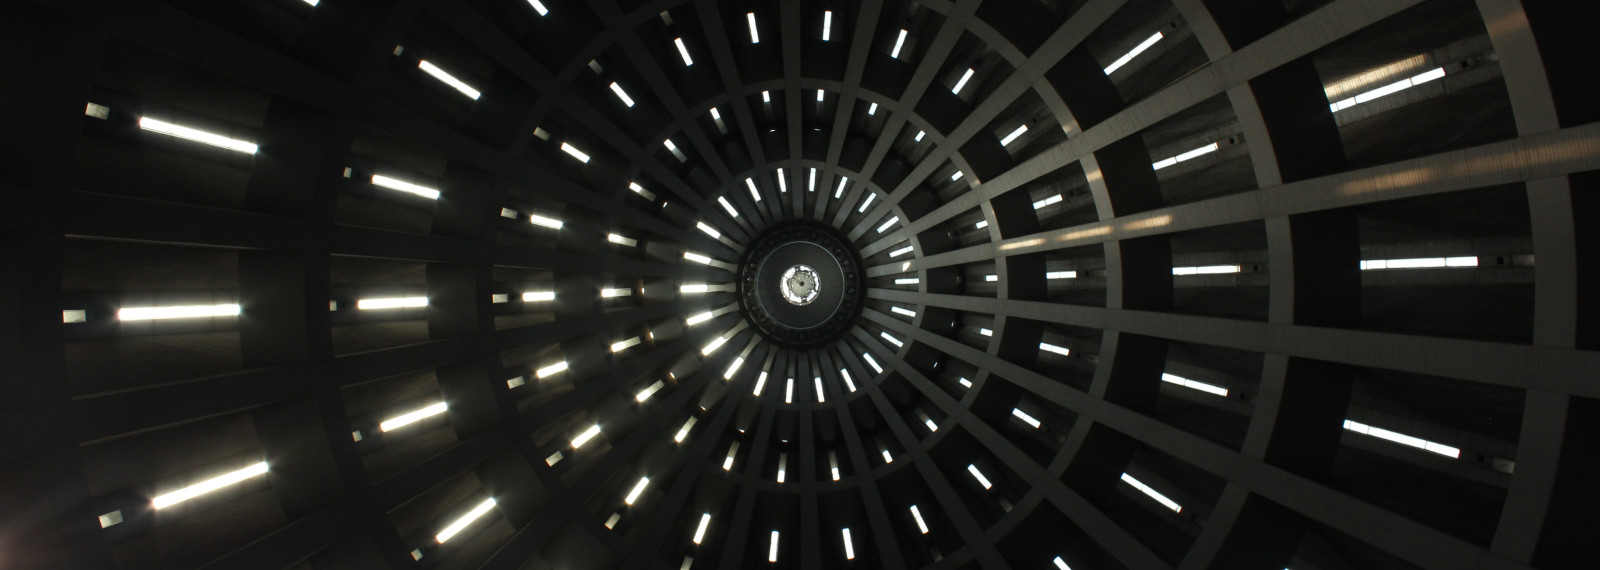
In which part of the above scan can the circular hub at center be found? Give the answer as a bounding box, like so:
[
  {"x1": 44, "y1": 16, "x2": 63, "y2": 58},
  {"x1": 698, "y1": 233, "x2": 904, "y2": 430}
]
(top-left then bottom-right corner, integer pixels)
[
  {"x1": 780, "y1": 265, "x2": 820, "y2": 305},
  {"x1": 738, "y1": 222, "x2": 864, "y2": 348}
]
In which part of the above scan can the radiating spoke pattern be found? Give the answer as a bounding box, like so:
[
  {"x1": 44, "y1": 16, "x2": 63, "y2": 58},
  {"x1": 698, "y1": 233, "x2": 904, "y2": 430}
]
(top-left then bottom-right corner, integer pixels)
[{"x1": 2, "y1": 1, "x2": 1597, "y2": 569}]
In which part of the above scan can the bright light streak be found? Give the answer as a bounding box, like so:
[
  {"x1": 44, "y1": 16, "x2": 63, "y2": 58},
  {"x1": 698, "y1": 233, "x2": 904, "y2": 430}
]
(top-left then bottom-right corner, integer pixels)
[
  {"x1": 701, "y1": 335, "x2": 728, "y2": 355},
  {"x1": 371, "y1": 174, "x2": 441, "y2": 199},
  {"x1": 118, "y1": 303, "x2": 240, "y2": 321},
  {"x1": 1361, "y1": 256, "x2": 1478, "y2": 270},
  {"x1": 380, "y1": 402, "x2": 448, "y2": 432},
  {"x1": 687, "y1": 311, "x2": 713, "y2": 326},
  {"x1": 608, "y1": 83, "x2": 635, "y2": 107},
  {"x1": 1047, "y1": 271, "x2": 1077, "y2": 279},
  {"x1": 808, "y1": 168, "x2": 817, "y2": 192},
  {"x1": 959, "y1": 378, "x2": 972, "y2": 388},
  {"x1": 693, "y1": 513, "x2": 712, "y2": 544},
  {"x1": 746, "y1": 178, "x2": 762, "y2": 202},
  {"x1": 889, "y1": 246, "x2": 914, "y2": 257},
  {"x1": 914, "y1": 130, "x2": 925, "y2": 142},
  {"x1": 151, "y1": 462, "x2": 268, "y2": 509},
  {"x1": 1000, "y1": 124, "x2": 1029, "y2": 146},
  {"x1": 1121, "y1": 473, "x2": 1181, "y2": 512},
  {"x1": 1172, "y1": 265, "x2": 1240, "y2": 275},
  {"x1": 951, "y1": 68, "x2": 975, "y2": 94},
  {"x1": 840, "y1": 369, "x2": 856, "y2": 392},
  {"x1": 674, "y1": 38, "x2": 694, "y2": 66},
  {"x1": 753, "y1": 372, "x2": 768, "y2": 396},
  {"x1": 814, "y1": 377, "x2": 826, "y2": 403},
  {"x1": 1161, "y1": 373, "x2": 1229, "y2": 396},
  {"x1": 356, "y1": 297, "x2": 427, "y2": 310},
  {"x1": 1104, "y1": 31, "x2": 1164, "y2": 75},
  {"x1": 822, "y1": 11, "x2": 832, "y2": 41},
  {"x1": 909, "y1": 505, "x2": 929, "y2": 533},
  {"x1": 525, "y1": 0, "x2": 547, "y2": 16},
  {"x1": 1012, "y1": 408, "x2": 1041, "y2": 428},
  {"x1": 891, "y1": 29, "x2": 908, "y2": 58},
  {"x1": 1054, "y1": 556, "x2": 1073, "y2": 570},
  {"x1": 881, "y1": 449, "x2": 894, "y2": 463},
  {"x1": 418, "y1": 60, "x2": 481, "y2": 99},
  {"x1": 894, "y1": 278, "x2": 919, "y2": 285},
  {"x1": 877, "y1": 216, "x2": 900, "y2": 233},
  {"x1": 682, "y1": 283, "x2": 711, "y2": 294},
  {"x1": 880, "y1": 332, "x2": 903, "y2": 348},
  {"x1": 536, "y1": 361, "x2": 568, "y2": 378},
  {"x1": 1344, "y1": 419, "x2": 1460, "y2": 458},
  {"x1": 600, "y1": 287, "x2": 632, "y2": 298},
  {"x1": 967, "y1": 464, "x2": 993, "y2": 489},
  {"x1": 724, "y1": 357, "x2": 744, "y2": 379},
  {"x1": 696, "y1": 222, "x2": 721, "y2": 238},
  {"x1": 629, "y1": 182, "x2": 656, "y2": 200},
  {"x1": 862, "y1": 353, "x2": 882, "y2": 373},
  {"x1": 1033, "y1": 194, "x2": 1063, "y2": 209},
  {"x1": 747, "y1": 13, "x2": 760, "y2": 44},
  {"x1": 951, "y1": 171, "x2": 964, "y2": 181},
  {"x1": 137, "y1": 117, "x2": 258, "y2": 154},
  {"x1": 718, "y1": 196, "x2": 739, "y2": 217},
  {"x1": 817, "y1": 89, "x2": 825, "y2": 102},
  {"x1": 559, "y1": 141, "x2": 592, "y2": 163},
  {"x1": 611, "y1": 337, "x2": 641, "y2": 353},
  {"x1": 571, "y1": 424, "x2": 601, "y2": 448},
  {"x1": 1039, "y1": 342, "x2": 1071, "y2": 356},
  {"x1": 724, "y1": 442, "x2": 740, "y2": 469},
  {"x1": 777, "y1": 454, "x2": 788, "y2": 482},
  {"x1": 684, "y1": 252, "x2": 713, "y2": 264},
  {"x1": 867, "y1": 102, "x2": 878, "y2": 115},
  {"x1": 768, "y1": 531, "x2": 780, "y2": 562},
  {"x1": 607, "y1": 233, "x2": 637, "y2": 247},
  {"x1": 777, "y1": 168, "x2": 787, "y2": 192},
  {"x1": 857, "y1": 193, "x2": 876, "y2": 212},
  {"x1": 1153, "y1": 142, "x2": 1220, "y2": 170},
  {"x1": 891, "y1": 306, "x2": 916, "y2": 317},
  {"x1": 976, "y1": 220, "x2": 989, "y2": 229},
  {"x1": 435, "y1": 498, "x2": 497, "y2": 543},
  {"x1": 528, "y1": 214, "x2": 564, "y2": 229},
  {"x1": 1330, "y1": 67, "x2": 1447, "y2": 112},
  {"x1": 636, "y1": 380, "x2": 665, "y2": 402},
  {"x1": 784, "y1": 378, "x2": 794, "y2": 404},
  {"x1": 523, "y1": 291, "x2": 555, "y2": 302},
  {"x1": 842, "y1": 528, "x2": 855, "y2": 559},
  {"x1": 624, "y1": 477, "x2": 650, "y2": 505}
]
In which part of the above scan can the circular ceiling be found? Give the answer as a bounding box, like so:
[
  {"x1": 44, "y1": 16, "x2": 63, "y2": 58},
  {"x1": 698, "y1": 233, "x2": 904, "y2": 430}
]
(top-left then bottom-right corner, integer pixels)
[{"x1": 1, "y1": 0, "x2": 1596, "y2": 570}]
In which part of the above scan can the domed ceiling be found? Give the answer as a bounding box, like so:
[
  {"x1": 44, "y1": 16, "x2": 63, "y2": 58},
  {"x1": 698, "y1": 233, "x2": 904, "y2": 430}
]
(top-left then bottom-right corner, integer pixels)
[{"x1": 1, "y1": 0, "x2": 1597, "y2": 569}]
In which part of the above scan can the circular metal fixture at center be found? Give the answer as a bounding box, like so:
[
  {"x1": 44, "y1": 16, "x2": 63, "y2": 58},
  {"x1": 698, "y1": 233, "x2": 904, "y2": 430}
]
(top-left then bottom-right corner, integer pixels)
[
  {"x1": 738, "y1": 222, "x2": 864, "y2": 348},
  {"x1": 780, "y1": 265, "x2": 820, "y2": 305}
]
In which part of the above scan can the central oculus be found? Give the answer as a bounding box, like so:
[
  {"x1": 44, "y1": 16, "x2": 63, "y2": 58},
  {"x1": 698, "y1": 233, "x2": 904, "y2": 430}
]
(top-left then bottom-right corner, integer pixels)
[
  {"x1": 738, "y1": 221, "x2": 864, "y2": 347},
  {"x1": 779, "y1": 265, "x2": 820, "y2": 305}
]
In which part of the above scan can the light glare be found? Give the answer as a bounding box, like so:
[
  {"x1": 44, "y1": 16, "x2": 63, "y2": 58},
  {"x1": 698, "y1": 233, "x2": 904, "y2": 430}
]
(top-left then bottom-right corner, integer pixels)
[
  {"x1": 418, "y1": 60, "x2": 481, "y2": 100},
  {"x1": 118, "y1": 303, "x2": 240, "y2": 321},
  {"x1": 151, "y1": 461, "x2": 268, "y2": 509},
  {"x1": 435, "y1": 498, "x2": 497, "y2": 543},
  {"x1": 380, "y1": 401, "x2": 448, "y2": 432},
  {"x1": 138, "y1": 117, "x2": 258, "y2": 154}
]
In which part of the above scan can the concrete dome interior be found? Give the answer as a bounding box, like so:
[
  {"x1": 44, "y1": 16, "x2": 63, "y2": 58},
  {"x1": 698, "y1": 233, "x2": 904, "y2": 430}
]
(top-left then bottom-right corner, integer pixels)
[{"x1": 1, "y1": 0, "x2": 1597, "y2": 569}]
